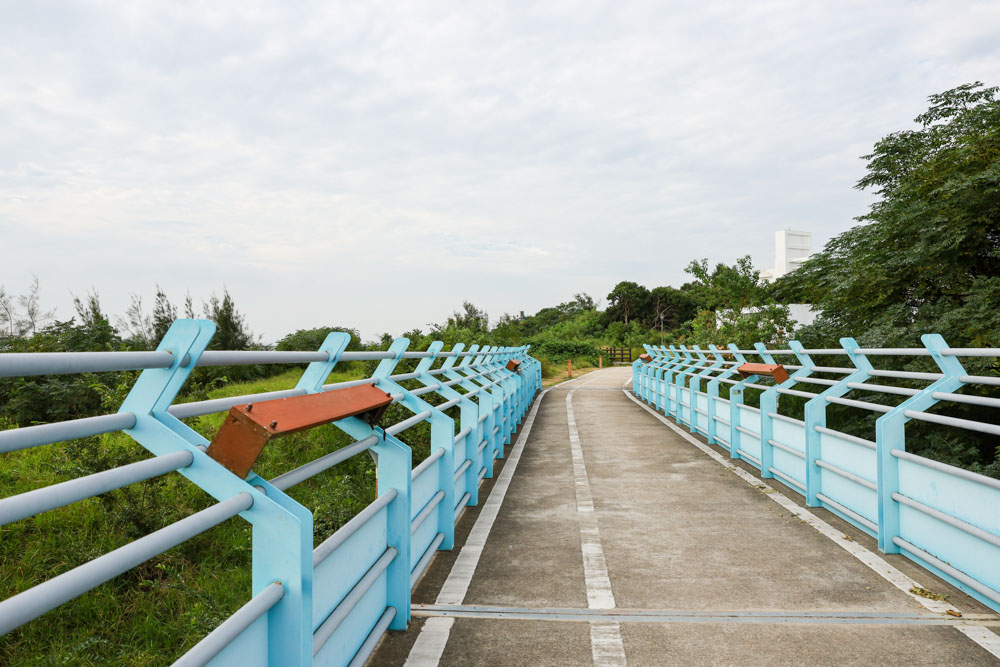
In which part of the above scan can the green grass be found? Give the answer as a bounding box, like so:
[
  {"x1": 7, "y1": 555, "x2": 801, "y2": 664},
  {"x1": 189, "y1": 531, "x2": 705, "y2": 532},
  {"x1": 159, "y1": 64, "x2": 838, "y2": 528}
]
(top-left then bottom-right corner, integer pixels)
[{"x1": 0, "y1": 364, "x2": 449, "y2": 665}]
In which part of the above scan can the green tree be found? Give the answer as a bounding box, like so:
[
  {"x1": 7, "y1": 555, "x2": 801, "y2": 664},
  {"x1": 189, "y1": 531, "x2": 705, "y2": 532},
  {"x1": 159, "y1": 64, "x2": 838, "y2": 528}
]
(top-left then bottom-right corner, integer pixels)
[
  {"x1": 776, "y1": 82, "x2": 1000, "y2": 349},
  {"x1": 606, "y1": 281, "x2": 650, "y2": 325},
  {"x1": 202, "y1": 289, "x2": 257, "y2": 351}
]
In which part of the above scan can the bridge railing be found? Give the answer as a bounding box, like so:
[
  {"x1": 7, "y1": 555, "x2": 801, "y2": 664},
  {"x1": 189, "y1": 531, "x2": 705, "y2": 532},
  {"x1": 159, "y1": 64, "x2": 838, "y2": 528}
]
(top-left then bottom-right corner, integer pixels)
[
  {"x1": 0, "y1": 319, "x2": 541, "y2": 666},
  {"x1": 633, "y1": 335, "x2": 1000, "y2": 613}
]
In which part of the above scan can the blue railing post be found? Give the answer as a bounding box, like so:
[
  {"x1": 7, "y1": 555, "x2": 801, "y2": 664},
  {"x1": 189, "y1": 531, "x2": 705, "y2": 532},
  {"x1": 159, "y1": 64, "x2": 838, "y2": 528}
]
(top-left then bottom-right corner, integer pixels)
[
  {"x1": 672, "y1": 346, "x2": 696, "y2": 424},
  {"x1": 756, "y1": 341, "x2": 814, "y2": 481},
  {"x1": 754, "y1": 343, "x2": 780, "y2": 478},
  {"x1": 692, "y1": 345, "x2": 723, "y2": 437},
  {"x1": 875, "y1": 334, "x2": 967, "y2": 554},
  {"x1": 437, "y1": 343, "x2": 482, "y2": 506},
  {"x1": 705, "y1": 345, "x2": 732, "y2": 446},
  {"x1": 726, "y1": 344, "x2": 756, "y2": 461},
  {"x1": 119, "y1": 320, "x2": 314, "y2": 665},
  {"x1": 802, "y1": 337, "x2": 872, "y2": 508},
  {"x1": 373, "y1": 338, "x2": 456, "y2": 554},
  {"x1": 372, "y1": 430, "x2": 413, "y2": 630},
  {"x1": 454, "y1": 346, "x2": 497, "y2": 478}
]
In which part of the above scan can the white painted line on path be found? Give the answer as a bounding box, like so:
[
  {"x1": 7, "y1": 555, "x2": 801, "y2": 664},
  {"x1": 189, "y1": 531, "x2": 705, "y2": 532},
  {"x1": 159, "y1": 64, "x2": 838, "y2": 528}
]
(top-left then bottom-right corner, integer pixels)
[
  {"x1": 568, "y1": 390, "x2": 627, "y2": 666},
  {"x1": 623, "y1": 389, "x2": 1000, "y2": 660},
  {"x1": 405, "y1": 376, "x2": 582, "y2": 666}
]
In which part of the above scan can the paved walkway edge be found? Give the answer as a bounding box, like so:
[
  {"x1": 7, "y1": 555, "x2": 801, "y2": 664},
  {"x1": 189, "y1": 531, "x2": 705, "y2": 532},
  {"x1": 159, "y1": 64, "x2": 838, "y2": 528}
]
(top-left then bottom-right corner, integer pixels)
[{"x1": 622, "y1": 389, "x2": 1000, "y2": 660}]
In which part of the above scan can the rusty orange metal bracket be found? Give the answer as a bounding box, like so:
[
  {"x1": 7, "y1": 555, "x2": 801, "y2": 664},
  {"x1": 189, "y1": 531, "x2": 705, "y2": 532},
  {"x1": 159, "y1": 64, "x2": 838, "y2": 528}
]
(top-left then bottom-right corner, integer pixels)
[
  {"x1": 737, "y1": 362, "x2": 789, "y2": 384},
  {"x1": 638, "y1": 353, "x2": 652, "y2": 362},
  {"x1": 206, "y1": 384, "x2": 393, "y2": 478},
  {"x1": 505, "y1": 359, "x2": 521, "y2": 372}
]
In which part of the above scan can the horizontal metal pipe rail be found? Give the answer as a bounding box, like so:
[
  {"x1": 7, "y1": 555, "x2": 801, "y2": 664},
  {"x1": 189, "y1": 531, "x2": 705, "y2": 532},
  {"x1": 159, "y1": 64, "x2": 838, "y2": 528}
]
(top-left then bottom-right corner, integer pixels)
[
  {"x1": 634, "y1": 335, "x2": 1000, "y2": 614},
  {"x1": 0, "y1": 321, "x2": 542, "y2": 666}
]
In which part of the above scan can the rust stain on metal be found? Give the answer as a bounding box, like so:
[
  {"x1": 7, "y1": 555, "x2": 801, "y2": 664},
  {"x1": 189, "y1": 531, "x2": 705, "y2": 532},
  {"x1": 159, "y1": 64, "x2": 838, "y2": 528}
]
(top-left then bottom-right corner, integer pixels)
[
  {"x1": 206, "y1": 384, "x2": 393, "y2": 478},
  {"x1": 638, "y1": 353, "x2": 652, "y2": 362},
  {"x1": 505, "y1": 359, "x2": 521, "y2": 372},
  {"x1": 737, "y1": 362, "x2": 790, "y2": 384}
]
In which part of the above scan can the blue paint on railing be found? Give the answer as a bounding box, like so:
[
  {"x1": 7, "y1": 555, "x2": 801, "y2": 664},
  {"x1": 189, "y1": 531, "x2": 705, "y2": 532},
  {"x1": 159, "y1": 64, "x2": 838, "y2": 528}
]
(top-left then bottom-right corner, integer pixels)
[
  {"x1": 0, "y1": 319, "x2": 541, "y2": 666},
  {"x1": 634, "y1": 337, "x2": 1000, "y2": 613}
]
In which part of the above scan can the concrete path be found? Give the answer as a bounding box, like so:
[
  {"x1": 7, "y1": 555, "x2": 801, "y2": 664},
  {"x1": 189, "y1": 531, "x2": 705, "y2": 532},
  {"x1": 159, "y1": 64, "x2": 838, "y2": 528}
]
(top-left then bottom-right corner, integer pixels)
[{"x1": 372, "y1": 368, "x2": 1000, "y2": 666}]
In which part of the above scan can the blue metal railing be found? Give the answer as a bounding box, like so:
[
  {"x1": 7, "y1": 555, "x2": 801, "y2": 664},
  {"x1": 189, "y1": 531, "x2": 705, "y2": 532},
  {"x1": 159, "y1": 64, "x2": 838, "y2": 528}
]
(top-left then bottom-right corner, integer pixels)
[
  {"x1": 0, "y1": 319, "x2": 541, "y2": 666},
  {"x1": 633, "y1": 336, "x2": 1000, "y2": 613}
]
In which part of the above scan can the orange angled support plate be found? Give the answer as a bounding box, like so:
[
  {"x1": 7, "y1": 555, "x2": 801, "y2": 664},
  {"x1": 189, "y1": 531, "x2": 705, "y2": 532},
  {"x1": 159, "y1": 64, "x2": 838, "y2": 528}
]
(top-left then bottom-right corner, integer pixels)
[
  {"x1": 506, "y1": 359, "x2": 521, "y2": 372},
  {"x1": 206, "y1": 384, "x2": 393, "y2": 478},
  {"x1": 737, "y1": 363, "x2": 789, "y2": 384},
  {"x1": 639, "y1": 354, "x2": 652, "y2": 362}
]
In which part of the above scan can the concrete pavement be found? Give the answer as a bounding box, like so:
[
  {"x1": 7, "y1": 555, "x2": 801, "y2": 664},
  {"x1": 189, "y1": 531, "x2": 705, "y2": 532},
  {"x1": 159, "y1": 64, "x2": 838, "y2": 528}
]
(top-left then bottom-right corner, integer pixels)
[{"x1": 371, "y1": 367, "x2": 1000, "y2": 666}]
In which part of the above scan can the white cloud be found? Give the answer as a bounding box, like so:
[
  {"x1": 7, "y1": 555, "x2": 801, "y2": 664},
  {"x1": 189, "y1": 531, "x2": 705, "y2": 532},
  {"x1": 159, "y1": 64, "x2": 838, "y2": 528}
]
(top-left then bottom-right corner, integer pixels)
[{"x1": 2, "y1": 0, "x2": 997, "y2": 340}]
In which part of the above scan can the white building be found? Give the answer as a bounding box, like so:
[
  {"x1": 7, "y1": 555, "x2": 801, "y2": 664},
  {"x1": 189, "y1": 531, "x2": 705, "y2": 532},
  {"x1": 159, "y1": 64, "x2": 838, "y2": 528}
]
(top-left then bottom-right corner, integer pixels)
[
  {"x1": 760, "y1": 229, "x2": 812, "y2": 282},
  {"x1": 760, "y1": 228, "x2": 819, "y2": 327}
]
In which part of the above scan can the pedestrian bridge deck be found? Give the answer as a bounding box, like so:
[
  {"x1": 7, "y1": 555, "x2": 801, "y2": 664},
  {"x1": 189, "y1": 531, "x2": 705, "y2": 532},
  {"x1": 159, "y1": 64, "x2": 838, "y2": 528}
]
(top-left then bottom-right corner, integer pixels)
[{"x1": 373, "y1": 367, "x2": 1000, "y2": 666}]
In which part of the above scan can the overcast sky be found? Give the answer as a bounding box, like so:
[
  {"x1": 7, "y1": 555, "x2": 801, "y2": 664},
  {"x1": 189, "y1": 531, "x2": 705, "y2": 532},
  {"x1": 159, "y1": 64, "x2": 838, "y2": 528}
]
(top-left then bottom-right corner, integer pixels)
[{"x1": 2, "y1": 1, "x2": 998, "y2": 342}]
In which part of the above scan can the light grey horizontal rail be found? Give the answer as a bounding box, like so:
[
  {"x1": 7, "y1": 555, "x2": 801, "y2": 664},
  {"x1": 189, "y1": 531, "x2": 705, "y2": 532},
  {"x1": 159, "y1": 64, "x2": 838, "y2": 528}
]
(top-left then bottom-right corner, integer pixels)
[
  {"x1": 768, "y1": 467, "x2": 805, "y2": 491},
  {"x1": 739, "y1": 404, "x2": 761, "y2": 414},
  {"x1": 854, "y1": 348, "x2": 931, "y2": 356},
  {"x1": 814, "y1": 425, "x2": 876, "y2": 450},
  {"x1": 0, "y1": 412, "x2": 137, "y2": 454},
  {"x1": 932, "y1": 391, "x2": 1000, "y2": 409},
  {"x1": 892, "y1": 537, "x2": 1000, "y2": 605},
  {"x1": 0, "y1": 492, "x2": 252, "y2": 636},
  {"x1": 477, "y1": 439, "x2": 488, "y2": 454},
  {"x1": 714, "y1": 396, "x2": 730, "y2": 404},
  {"x1": 744, "y1": 382, "x2": 773, "y2": 391},
  {"x1": 174, "y1": 582, "x2": 285, "y2": 667},
  {"x1": 694, "y1": 408, "x2": 708, "y2": 416},
  {"x1": 411, "y1": 491, "x2": 445, "y2": 535},
  {"x1": 478, "y1": 466, "x2": 487, "y2": 481},
  {"x1": 270, "y1": 436, "x2": 378, "y2": 492},
  {"x1": 348, "y1": 607, "x2": 397, "y2": 667},
  {"x1": 795, "y1": 376, "x2": 839, "y2": 387},
  {"x1": 313, "y1": 490, "x2": 396, "y2": 567},
  {"x1": 811, "y1": 366, "x2": 855, "y2": 374},
  {"x1": 411, "y1": 448, "x2": 445, "y2": 482},
  {"x1": 313, "y1": 547, "x2": 397, "y2": 656},
  {"x1": 941, "y1": 348, "x2": 1000, "y2": 357},
  {"x1": 890, "y1": 448, "x2": 1000, "y2": 491},
  {"x1": 816, "y1": 459, "x2": 877, "y2": 490},
  {"x1": 438, "y1": 397, "x2": 461, "y2": 411},
  {"x1": 903, "y1": 410, "x2": 1000, "y2": 436},
  {"x1": 736, "y1": 425, "x2": 760, "y2": 438},
  {"x1": 0, "y1": 449, "x2": 193, "y2": 526},
  {"x1": 385, "y1": 410, "x2": 432, "y2": 436},
  {"x1": 737, "y1": 450, "x2": 761, "y2": 467},
  {"x1": 321, "y1": 377, "x2": 378, "y2": 392},
  {"x1": 411, "y1": 532, "x2": 446, "y2": 589},
  {"x1": 454, "y1": 459, "x2": 472, "y2": 482},
  {"x1": 768, "y1": 412, "x2": 805, "y2": 426},
  {"x1": 169, "y1": 388, "x2": 306, "y2": 419},
  {"x1": 817, "y1": 493, "x2": 878, "y2": 532},
  {"x1": 869, "y1": 369, "x2": 941, "y2": 381},
  {"x1": 0, "y1": 350, "x2": 175, "y2": 378},
  {"x1": 454, "y1": 492, "x2": 471, "y2": 518},
  {"x1": 826, "y1": 396, "x2": 892, "y2": 413},
  {"x1": 715, "y1": 435, "x2": 731, "y2": 447},
  {"x1": 411, "y1": 383, "x2": 442, "y2": 397},
  {"x1": 847, "y1": 382, "x2": 919, "y2": 397},
  {"x1": 777, "y1": 387, "x2": 819, "y2": 398},
  {"x1": 891, "y1": 493, "x2": 1000, "y2": 549},
  {"x1": 339, "y1": 351, "x2": 394, "y2": 361},
  {"x1": 768, "y1": 439, "x2": 805, "y2": 459},
  {"x1": 454, "y1": 426, "x2": 472, "y2": 444},
  {"x1": 197, "y1": 351, "x2": 328, "y2": 367},
  {"x1": 963, "y1": 374, "x2": 1000, "y2": 387},
  {"x1": 713, "y1": 415, "x2": 731, "y2": 427}
]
